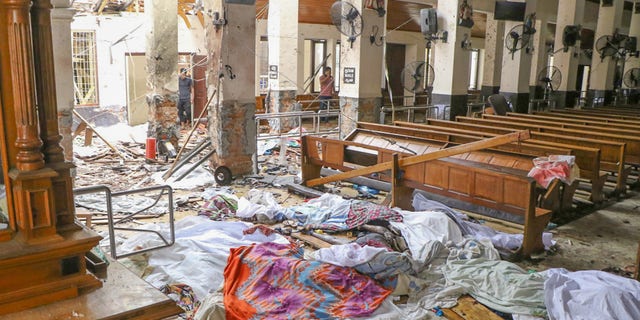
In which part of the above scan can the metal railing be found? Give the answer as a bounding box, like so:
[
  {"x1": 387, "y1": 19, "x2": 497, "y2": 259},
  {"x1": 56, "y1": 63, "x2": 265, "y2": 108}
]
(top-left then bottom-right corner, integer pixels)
[
  {"x1": 74, "y1": 185, "x2": 175, "y2": 259},
  {"x1": 379, "y1": 104, "x2": 447, "y2": 124},
  {"x1": 254, "y1": 110, "x2": 341, "y2": 172},
  {"x1": 529, "y1": 99, "x2": 556, "y2": 113},
  {"x1": 466, "y1": 102, "x2": 486, "y2": 117}
]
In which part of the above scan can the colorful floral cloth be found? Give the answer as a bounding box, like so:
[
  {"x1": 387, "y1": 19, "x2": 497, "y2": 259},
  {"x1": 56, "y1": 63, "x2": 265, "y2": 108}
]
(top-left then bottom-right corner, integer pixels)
[
  {"x1": 160, "y1": 283, "x2": 201, "y2": 320},
  {"x1": 307, "y1": 200, "x2": 403, "y2": 232},
  {"x1": 198, "y1": 194, "x2": 238, "y2": 220},
  {"x1": 223, "y1": 242, "x2": 392, "y2": 320}
]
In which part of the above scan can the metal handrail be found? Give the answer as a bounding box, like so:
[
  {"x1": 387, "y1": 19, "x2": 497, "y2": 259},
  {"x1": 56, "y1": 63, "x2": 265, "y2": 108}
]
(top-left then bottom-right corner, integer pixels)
[
  {"x1": 254, "y1": 110, "x2": 342, "y2": 173},
  {"x1": 379, "y1": 104, "x2": 442, "y2": 123},
  {"x1": 74, "y1": 185, "x2": 175, "y2": 259},
  {"x1": 466, "y1": 102, "x2": 486, "y2": 117},
  {"x1": 529, "y1": 98, "x2": 556, "y2": 112}
]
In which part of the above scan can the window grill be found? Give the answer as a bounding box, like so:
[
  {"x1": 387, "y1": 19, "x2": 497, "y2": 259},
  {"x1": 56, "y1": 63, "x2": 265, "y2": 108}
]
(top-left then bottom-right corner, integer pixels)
[{"x1": 72, "y1": 31, "x2": 98, "y2": 106}]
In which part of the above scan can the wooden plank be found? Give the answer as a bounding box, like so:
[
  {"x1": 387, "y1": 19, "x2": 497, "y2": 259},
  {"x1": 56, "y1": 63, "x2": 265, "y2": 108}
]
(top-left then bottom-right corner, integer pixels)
[
  {"x1": 305, "y1": 130, "x2": 531, "y2": 187},
  {"x1": 286, "y1": 183, "x2": 325, "y2": 198},
  {"x1": 73, "y1": 110, "x2": 126, "y2": 160},
  {"x1": 290, "y1": 232, "x2": 331, "y2": 249},
  {"x1": 446, "y1": 295, "x2": 503, "y2": 320}
]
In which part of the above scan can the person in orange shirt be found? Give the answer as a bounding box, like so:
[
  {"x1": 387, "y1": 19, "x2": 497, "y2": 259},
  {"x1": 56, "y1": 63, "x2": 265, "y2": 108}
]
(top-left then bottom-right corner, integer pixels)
[{"x1": 318, "y1": 67, "x2": 335, "y2": 123}]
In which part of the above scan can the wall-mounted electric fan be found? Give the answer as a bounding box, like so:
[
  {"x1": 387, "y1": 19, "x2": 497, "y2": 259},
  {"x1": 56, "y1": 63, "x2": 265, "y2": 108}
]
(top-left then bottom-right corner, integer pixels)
[
  {"x1": 400, "y1": 61, "x2": 435, "y2": 95},
  {"x1": 330, "y1": 1, "x2": 363, "y2": 48},
  {"x1": 561, "y1": 25, "x2": 582, "y2": 53},
  {"x1": 623, "y1": 68, "x2": 640, "y2": 89},
  {"x1": 595, "y1": 34, "x2": 623, "y2": 61},
  {"x1": 505, "y1": 24, "x2": 532, "y2": 59},
  {"x1": 537, "y1": 66, "x2": 562, "y2": 95}
]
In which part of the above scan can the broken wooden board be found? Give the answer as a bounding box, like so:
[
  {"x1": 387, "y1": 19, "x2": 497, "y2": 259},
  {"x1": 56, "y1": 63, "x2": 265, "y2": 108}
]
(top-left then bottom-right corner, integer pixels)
[
  {"x1": 286, "y1": 183, "x2": 325, "y2": 198},
  {"x1": 443, "y1": 295, "x2": 503, "y2": 320},
  {"x1": 290, "y1": 232, "x2": 331, "y2": 249}
]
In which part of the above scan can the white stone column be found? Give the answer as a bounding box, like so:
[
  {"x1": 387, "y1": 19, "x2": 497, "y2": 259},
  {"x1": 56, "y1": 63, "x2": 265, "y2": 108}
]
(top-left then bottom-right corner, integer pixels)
[
  {"x1": 529, "y1": 16, "x2": 549, "y2": 99},
  {"x1": 499, "y1": 0, "x2": 538, "y2": 113},
  {"x1": 622, "y1": 1, "x2": 640, "y2": 104},
  {"x1": 553, "y1": 0, "x2": 585, "y2": 108},
  {"x1": 51, "y1": 0, "x2": 75, "y2": 162},
  {"x1": 145, "y1": 0, "x2": 179, "y2": 144},
  {"x1": 204, "y1": 0, "x2": 256, "y2": 175},
  {"x1": 481, "y1": 12, "x2": 505, "y2": 98},
  {"x1": 431, "y1": 0, "x2": 473, "y2": 119},
  {"x1": 588, "y1": 0, "x2": 624, "y2": 106},
  {"x1": 339, "y1": 0, "x2": 386, "y2": 137},
  {"x1": 266, "y1": 0, "x2": 299, "y2": 132}
]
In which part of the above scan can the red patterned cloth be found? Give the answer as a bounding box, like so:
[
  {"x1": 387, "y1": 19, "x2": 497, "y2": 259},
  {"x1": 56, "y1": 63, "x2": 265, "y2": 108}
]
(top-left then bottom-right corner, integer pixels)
[{"x1": 242, "y1": 225, "x2": 276, "y2": 237}]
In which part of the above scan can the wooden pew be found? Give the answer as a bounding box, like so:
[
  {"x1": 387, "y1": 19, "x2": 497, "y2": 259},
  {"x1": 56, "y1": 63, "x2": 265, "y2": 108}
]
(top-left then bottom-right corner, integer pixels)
[
  {"x1": 545, "y1": 109, "x2": 640, "y2": 123},
  {"x1": 395, "y1": 120, "x2": 606, "y2": 203},
  {"x1": 477, "y1": 114, "x2": 640, "y2": 166},
  {"x1": 513, "y1": 112, "x2": 640, "y2": 130},
  {"x1": 351, "y1": 125, "x2": 565, "y2": 212},
  {"x1": 455, "y1": 116, "x2": 629, "y2": 195},
  {"x1": 496, "y1": 113, "x2": 640, "y2": 136},
  {"x1": 301, "y1": 135, "x2": 552, "y2": 257},
  {"x1": 500, "y1": 112, "x2": 639, "y2": 132}
]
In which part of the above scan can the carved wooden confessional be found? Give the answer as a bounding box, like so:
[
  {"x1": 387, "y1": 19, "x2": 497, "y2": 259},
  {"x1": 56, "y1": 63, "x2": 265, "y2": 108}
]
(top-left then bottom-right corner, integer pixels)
[{"x1": 0, "y1": 0, "x2": 102, "y2": 314}]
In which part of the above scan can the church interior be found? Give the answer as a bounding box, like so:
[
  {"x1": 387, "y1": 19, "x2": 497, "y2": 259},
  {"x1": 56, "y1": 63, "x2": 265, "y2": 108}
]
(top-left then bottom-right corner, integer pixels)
[{"x1": 0, "y1": 0, "x2": 639, "y2": 319}]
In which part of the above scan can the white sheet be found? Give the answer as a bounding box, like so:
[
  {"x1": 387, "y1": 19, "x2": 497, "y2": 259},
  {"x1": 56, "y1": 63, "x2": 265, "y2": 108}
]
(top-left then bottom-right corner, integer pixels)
[
  {"x1": 544, "y1": 268, "x2": 640, "y2": 320},
  {"x1": 117, "y1": 216, "x2": 289, "y2": 298},
  {"x1": 390, "y1": 210, "x2": 464, "y2": 263}
]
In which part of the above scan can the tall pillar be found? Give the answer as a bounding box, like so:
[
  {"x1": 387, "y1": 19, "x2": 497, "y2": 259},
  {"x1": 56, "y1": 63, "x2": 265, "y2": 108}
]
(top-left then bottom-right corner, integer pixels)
[
  {"x1": 266, "y1": 0, "x2": 299, "y2": 132},
  {"x1": 588, "y1": 0, "x2": 624, "y2": 106},
  {"x1": 500, "y1": 0, "x2": 537, "y2": 113},
  {"x1": 622, "y1": 1, "x2": 640, "y2": 104},
  {"x1": 204, "y1": 0, "x2": 256, "y2": 175},
  {"x1": 529, "y1": 16, "x2": 549, "y2": 99},
  {"x1": 431, "y1": 0, "x2": 472, "y2": 119},
  {"x1": 339, "y1": 0, "x2": 385, "y2": 137},
  {"x1": 481, "y1": 12, "x2": 505, "y2": 97},
  {"x1": 51, "y1": 0, "x2": 75, "y2": 162},
  {"x1": 553, "y1": 0, "x2": 585, "y2": 108},
  {"x1": 33, "y1": 0, "x2": 78, "y2": 230},
  {"x1": 145, "y1": 0, "x2": 179, "y2": 145}
]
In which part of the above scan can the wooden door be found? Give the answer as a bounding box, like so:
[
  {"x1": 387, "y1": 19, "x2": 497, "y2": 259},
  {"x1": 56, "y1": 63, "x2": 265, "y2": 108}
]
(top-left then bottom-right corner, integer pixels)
[
  {"x1": 385, "y1": 43, "x2": 406, "y2": 104},
  {"x1": 192, "y1": 55, "x2": 207, "y2": 121},
  {"x1": 125, "y1": 54, "x2": 148, "y2": 125}
]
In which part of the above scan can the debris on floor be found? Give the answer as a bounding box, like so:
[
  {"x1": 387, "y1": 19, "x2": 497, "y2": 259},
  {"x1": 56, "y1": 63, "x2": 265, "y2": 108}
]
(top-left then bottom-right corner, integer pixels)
[{"x1": 70, "y1": 118, "x2": 640, "y2": 320}]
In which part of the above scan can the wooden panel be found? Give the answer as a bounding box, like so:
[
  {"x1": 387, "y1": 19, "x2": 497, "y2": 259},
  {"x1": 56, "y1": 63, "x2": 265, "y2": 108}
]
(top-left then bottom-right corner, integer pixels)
[
  {"x1": 424, "y1": 162, "x2": 447, "y2": 189},
  {"x1": 404, "y1": 162, "x2": 425, "y2": 182},
  {"x1": 323, "y1": 141, "x2": 344, "y2": 166},
  {"x1": 474, "y1": 172, "x2": 501, "y2": 203},
  {"x1": 448, "y1": 167, "x2": 472, "y2": 196},
  {"x1": 503, "y1": 177, "x2": 529, "y2": 210}
]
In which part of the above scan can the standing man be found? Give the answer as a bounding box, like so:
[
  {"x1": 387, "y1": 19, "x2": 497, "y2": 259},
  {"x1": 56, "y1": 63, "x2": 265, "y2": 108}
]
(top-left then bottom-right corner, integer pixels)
[
  {"x1": 318, "y1": 66, "x2": 335, "y2": 123},
  {"x1": 178, "y1": 67, "x2": 193, "y2": 129}
]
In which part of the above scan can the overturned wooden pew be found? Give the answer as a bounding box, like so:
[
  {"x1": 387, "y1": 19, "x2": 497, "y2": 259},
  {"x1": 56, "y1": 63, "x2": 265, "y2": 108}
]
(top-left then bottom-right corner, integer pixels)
[
  {"x1": 301, "y1": 131, "x2": 554, "y2": 258},
  {"x1": 394, "y1": 120, "x2": 605, "y2": 205},
  {"x1": 353, "y1": 123, "x2": 567, "y2": 212}
]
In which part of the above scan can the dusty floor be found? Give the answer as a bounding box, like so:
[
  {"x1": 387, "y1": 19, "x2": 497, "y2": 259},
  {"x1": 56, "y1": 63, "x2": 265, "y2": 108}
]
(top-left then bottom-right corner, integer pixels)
[{"x1": 71, "y1": 118, "x2": 639, "y2": 281}]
